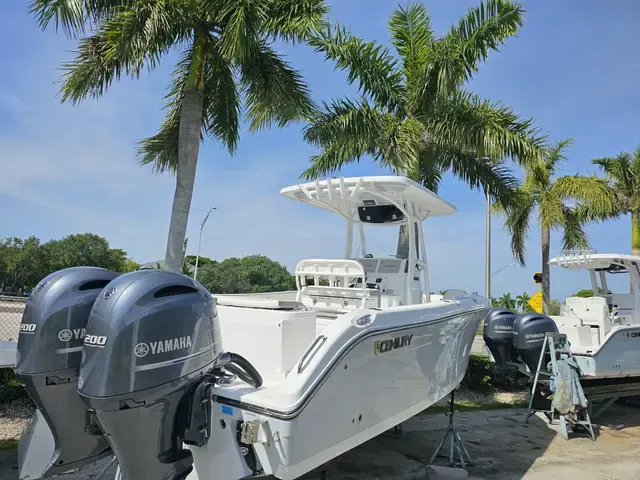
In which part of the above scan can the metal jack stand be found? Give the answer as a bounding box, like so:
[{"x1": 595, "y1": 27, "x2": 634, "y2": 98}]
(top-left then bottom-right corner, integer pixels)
[{"x1": 428, "y1": 390, "x2": 474, "y2": 468}]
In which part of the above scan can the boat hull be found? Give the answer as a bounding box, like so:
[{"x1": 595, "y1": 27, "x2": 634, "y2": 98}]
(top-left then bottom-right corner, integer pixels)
[
  {"x1": 189, "y1": 303, "x2": 488, "y2": 480},
  {"x1": 572, "y1": 325, "x2": 640, "y2": 379}
]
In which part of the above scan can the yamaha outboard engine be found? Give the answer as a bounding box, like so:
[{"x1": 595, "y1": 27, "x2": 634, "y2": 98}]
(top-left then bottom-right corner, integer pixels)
[
  {"x1": 483, "y1": 308, "x2": 517, "y2": 371},
  {"x1": 78, "y1": 270, "x2": 223, "y2": 480},
  {"x1": 15, "y1": 267, "x2": 119, "y2": 479},
  {"x1": 513, "y1": 312, "x2": 558, "y2": 374}
]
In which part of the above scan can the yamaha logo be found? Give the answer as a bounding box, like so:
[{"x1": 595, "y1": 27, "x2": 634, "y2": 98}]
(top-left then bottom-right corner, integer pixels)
[
  {"x1": 58, "y1": 329, "x2": 73, "y2": 342},
  {"x1": 58, "y1": 328, "x2": 85, "y2": 342},
  {"x1": 136, "y1": 336, "x2": 193, "y2": 357},
  {"x1": 35, "y1": 280, "x2": 48, "y2": 292},
  {"x1": 525, "y1": 333, "x2": 545, "y2": 340},
  {"x1": 134, "y1": 343, "x2": 149, "y2": 358},
  {"x1": 104, "y1": 287, "x2": 117, "y2": 299},
  {"x1": 494, "y1": 325, "x2": 513, "y2": 330}
]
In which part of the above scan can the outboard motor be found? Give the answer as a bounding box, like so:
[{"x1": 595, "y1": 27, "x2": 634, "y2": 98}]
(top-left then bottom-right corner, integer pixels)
[
  {"x1": 15, "y1": 267, "x2": 119, "y2": 479},
  {"x1": 78, "y1": 270, "x2": 224, "y2": 480},
  {"x1": 512, "y1": 312, "x2": 559, "y2": 374},
  {"x1": 482, "y1": 308, "x2": 517, "y2": 371}
]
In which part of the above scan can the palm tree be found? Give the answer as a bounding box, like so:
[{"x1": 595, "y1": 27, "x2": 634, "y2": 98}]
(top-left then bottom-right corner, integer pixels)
[
  {"x1": 496, "y1": 139, "x2": 616, "y2": 314},
  {"x1": 30, "y1": 0, "x2": 328, "y2": 272},
  {"x1": 515, "y1": 292, "x2": 530, "y2": 312},
  {"x1": 301, "y1": 1, "x2": 546, "y2": 256},
  {"x1": 567, "y1": 147, "x2": 640, "y2": 256},
  {"x1": 498, "y1": 293, "x2": 516, "y2": 310}
]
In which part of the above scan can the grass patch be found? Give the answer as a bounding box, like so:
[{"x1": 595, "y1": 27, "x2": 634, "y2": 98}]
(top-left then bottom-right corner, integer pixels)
[{"x1": 0, "y1": 439, "x2": 18, "y2": 451}]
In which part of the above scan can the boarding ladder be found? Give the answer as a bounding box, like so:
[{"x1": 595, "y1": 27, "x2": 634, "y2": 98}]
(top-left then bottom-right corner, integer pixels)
[{"x1": 526, "y1": 332, "x2": 595, "y2": 441}]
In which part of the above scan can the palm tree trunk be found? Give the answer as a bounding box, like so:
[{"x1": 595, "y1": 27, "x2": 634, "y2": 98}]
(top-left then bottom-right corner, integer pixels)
[
  {"x1": 163, "y1": 33, "x2": 206, "y2": 273},
  {"x1": 632, "y1": 211, "x2": 640, "y2": 257},
  {"x1": 541, "y1": 225, "x2": 551, "y2": 315}
]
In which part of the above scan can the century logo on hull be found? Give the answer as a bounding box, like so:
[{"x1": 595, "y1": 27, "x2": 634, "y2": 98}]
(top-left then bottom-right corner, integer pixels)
[
  {"x1": 134, "y1": 336, "x2": 192, "y2": 358},
  {"x1": 374, "y1": 334, "x2": 413, "y2": 356}
]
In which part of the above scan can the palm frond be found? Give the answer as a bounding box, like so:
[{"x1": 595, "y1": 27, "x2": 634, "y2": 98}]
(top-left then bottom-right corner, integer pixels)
[
  {"x1": 543, "y1": 137, "x2": 573, "y2": 171},
  {"x1": 378, "y1": 117, "x2": 424, "y2": 176},
  {"x1": 240, "y1": 40, "x2": 314, "y2": 132},
  {"x1": 59, "y1": 1, "x2": 190, "y2": 104},
  {"x1": 301, "y1": 144, "x2": 371, "y2": 180},
  {"x1": 203, "y1": 52, "x2": 240, "y2": 151},
  {"x1": 212, "y1": 0, "x2": 267, "y2": 63},
  {"x1": 539, "y1": 191, "x2": 566, "y2": 229},
  {"x1": 388, "y1": 2, "x2": 433, "y2": 84},
  {"x1": 303, "y1": 97, "x2": 391, "y2": 148},
  {"x1": 593, "y1": 153, "x2": 633, "y2": 191},
  {"x1": 416, "y1": 150, "x2": 444, "y2": 192},
  {"x1": 29, "y1": 0, "x2": 131, "y2": 37},
  {"x1": 503, "y1": 192, "x2": 535, "y2": 266},
  {"x1": 308, "y1": 23, "x2": 405, "y2": 110},
  {"x1": 431, "y1": 144, "x2": 520, "y2": 208},
  {"x1": 447, "y1": 0, "x2": 524, "y2": 82},
  {"x1": 426, "y1": 90, "x2": 545, "y2": 166},
  {"x1": 263, "y1": 0, "x2": 329, "y2": 43},
  {"x1": 552, "y1": 174, "x2": 621, "y2": 220},
  {"x1": 561, "y1": 207, "x2": 590, "y2": 251}
]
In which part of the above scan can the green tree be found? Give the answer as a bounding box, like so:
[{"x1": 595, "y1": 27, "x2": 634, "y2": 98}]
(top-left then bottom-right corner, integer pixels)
[
  {"x1": 46, "y1": 233, "x2": 131, "y2": 272},
  {"x1": 31, "y1": 0, "x2": 328, "y2": 273},
  {"x1": 497, "y1": 292, "x2": 516, "y2": 310},
  {"x1": 515, "y1": 292, "x2": 530, "y2": 312},
  {"x1": 301, "y1": 0, "x2": 545, "y2": 255},
  {"x1": 496, "y1": 139, "x2": 616, "y2": 314},
  {"x1": 572, "y1": 287, "x2": 608, "y2": 298},
  {"x1": 563, "y1": 147, "x2": 640, "y2": 256},
  {"x1": 0, "y1": 237, "x2": 49, "y2": 292},
  {"x1": 197, "y1": 255, "x2": 295, "y2": 294}
]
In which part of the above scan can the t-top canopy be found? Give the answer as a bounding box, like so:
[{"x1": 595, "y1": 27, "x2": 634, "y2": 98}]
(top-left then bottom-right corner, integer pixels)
[
  {"x1": 280, "y1": 176, "x2": 456, "y2": 224},
  {"x1": 549, "y1": 252, "x2": 640, "y2": 271}
]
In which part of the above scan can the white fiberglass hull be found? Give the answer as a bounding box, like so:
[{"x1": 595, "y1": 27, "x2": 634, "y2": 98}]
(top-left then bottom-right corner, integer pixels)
[
  {"x1": 187, "y1": 300, "x2": 489, "y2": 480},
  {"x1": 567, "y1": 324, "x2": 640, "y2": 379}
]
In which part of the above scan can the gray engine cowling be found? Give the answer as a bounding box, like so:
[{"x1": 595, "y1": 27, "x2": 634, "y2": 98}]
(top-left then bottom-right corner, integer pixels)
[
  {"x1": 482, "y1": 308, "x2": 517, "y2": 371},
  {"x1": 78, "y1": 270, "x2": 223, "y2": 480},
  {"x1": 513, "y1": 312, "x2": 559, "y2": 374},
  {"x1": 15, "y1": 266, "x2": 119, "y2": 479}
]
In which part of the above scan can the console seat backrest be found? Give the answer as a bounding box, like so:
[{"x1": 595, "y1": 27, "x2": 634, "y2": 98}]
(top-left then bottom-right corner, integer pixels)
[{"x1": 564, "y1": 296, "x2": 611, "y2": 336}]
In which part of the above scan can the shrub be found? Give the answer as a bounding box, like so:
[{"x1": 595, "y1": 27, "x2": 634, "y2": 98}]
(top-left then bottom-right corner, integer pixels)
[
  {"x1": 461, "y1": 354, "x2": 525, "y2": 393},
  {"x1": 0, "y1": 368, "x2": 28, "y2": 402}
]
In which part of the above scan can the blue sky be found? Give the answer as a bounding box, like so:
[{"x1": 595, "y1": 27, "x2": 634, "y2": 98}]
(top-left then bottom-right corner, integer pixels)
[{"x1": 1, "y1": 0, "x2": 639, "y2": 300}]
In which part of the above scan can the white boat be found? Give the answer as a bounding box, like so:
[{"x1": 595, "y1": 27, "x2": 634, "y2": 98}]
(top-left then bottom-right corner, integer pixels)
[
  {"x1": 484, "y1": 251, "x2": 640, "y2": 380},
  {"x1": 0, "y1": 340, "x2": 17, "y2": 368},
  {"x1": 15, "y1": 176, "x2": 490, "y2": 480}
]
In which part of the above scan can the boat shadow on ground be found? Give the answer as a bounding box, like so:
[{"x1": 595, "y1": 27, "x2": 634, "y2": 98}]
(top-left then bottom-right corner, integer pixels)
[{"x1": 298, "y1": 406, "x2": 602, "y2": 480}]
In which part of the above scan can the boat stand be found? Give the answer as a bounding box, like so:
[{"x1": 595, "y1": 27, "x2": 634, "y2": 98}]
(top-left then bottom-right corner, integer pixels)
[{"x1": 428, "y1": 390, "x2": 474, "y2": 468}]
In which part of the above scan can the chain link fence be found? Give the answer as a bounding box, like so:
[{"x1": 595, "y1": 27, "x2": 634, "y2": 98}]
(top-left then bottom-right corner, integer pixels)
[{"x1": 0, "y1": 295, "x2": 26, "y2": 341}]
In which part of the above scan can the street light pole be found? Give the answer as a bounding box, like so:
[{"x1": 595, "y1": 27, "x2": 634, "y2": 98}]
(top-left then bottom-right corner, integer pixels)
[
  {"x1": 485, "y1": 192, "x2": 491, "y2": 299},
  {"x1": 194, "y1": 207, "x2": 216, "y2": 281}
]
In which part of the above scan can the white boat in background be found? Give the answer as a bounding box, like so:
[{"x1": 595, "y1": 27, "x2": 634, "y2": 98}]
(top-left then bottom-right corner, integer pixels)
[
  {"x1": 485, "y1": 251, "x2": 640, "y2": 380},
  {"x1": 15, "y1": 176, "x2": 490, "y2": 480},
  {"x1": 0, "y1": 340, "x2": 17, "y2": 368}
]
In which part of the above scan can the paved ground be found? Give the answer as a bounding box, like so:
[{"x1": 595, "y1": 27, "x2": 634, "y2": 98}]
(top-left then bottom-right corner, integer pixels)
[{"x1": 2, "y1": 404, "x2": 639, "y2": 480}]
